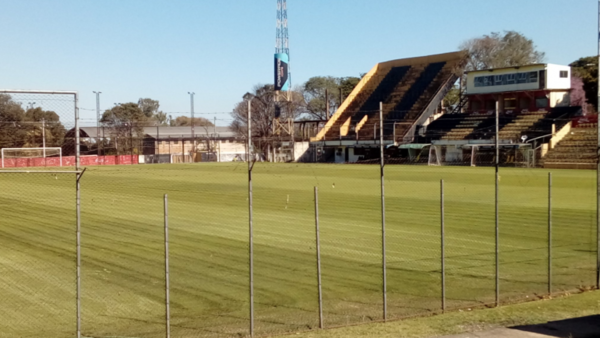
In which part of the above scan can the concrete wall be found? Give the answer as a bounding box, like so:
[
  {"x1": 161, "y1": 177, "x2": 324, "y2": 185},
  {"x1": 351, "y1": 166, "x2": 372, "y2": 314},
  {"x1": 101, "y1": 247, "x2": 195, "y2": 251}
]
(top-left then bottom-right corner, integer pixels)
[
  {"x1": 546, "y1": 64, "x2": 571, "y2": 90},
  {"x1": 549, "y1": 91, "x2": 570, "y2": 107}
]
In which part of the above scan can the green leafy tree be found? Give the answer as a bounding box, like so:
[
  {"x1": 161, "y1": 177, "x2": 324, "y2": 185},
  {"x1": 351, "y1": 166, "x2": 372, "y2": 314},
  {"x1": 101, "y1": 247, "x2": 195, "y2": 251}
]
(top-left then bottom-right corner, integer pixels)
[
  {"x1": 302, "y1": 76, "x2": 360, "y2": 120},
  {"x1": 303, "y1": 76, "x2": 339, "y2": 120},
  {"x1": 23, "y1": 107, "x2": 66, "y2": 148},
  {"x1": 172, "y1": 116, "x2": 214, "y2": 127},
  {"x1": 0, "y1": 94, "x2": 27, "y2": 148},
  {"x1": 101, "y1": 103, "x2": 147, "y2": 154},
  {"x1": 442, "y1": 84, "x2": 460, "y2": 108},
  {"x1": 339, "y1": 76, "x2": 361, "y2": 99},
  {"x1": 137, "y1": 98, "x2": 160, "y2": 118}
]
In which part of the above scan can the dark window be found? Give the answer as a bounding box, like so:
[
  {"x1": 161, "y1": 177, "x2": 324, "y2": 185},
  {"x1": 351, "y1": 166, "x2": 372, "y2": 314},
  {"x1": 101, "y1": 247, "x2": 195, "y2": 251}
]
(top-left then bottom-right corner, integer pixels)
[
  {"x1": 494, "y1": 75, "x2": 503, "y2": 86},
  {"x1": 528, "y1": 71, "x2": 538, "y2": 83},
  {"x1": 517, "y1": 73, "x2": 528, "y2": 84},
  {"x1": 560, "y1": 70, "x2": 568, "y2": 78},
  {"x1": 506, "y1": 74, "x2": 516, "y2": 85},
  {"x1": 504, "y1": 98, "x2": 517, "y2": 110},
  {"x1": 535, "y1": 97, "x2": 548, "y2": 108}
]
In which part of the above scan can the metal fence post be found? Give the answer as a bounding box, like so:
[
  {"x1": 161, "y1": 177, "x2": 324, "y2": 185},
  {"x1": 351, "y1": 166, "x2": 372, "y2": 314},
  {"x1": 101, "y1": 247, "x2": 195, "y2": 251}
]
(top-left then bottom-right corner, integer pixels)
[
  {"x1": 379, "y1": 102, "x2": 387, "y2": 321},
  {"x1": 164, "y1": 194, "x2": 171, "y2": 338},
  {"x1": 75, "y1": 93, "x2": 80, "y2": 170},
  {"x1": 548, "y1": 173, "x2": 552, "y2": 295},
  {"x1": 441, "y1": 180, "x2": 446, "y2": 312},
  {"x1": 495, "y1": 100, "x2": 500, "y2": 307},
  {"x1": 76, "y1": 171, "x2": 82, "y2": 338},
  {"x1": 248, "y1": 100, "x2": 254, "y2": 337},
  {"x1": 314, "y1": 187, "x2": 324, "y2": 329}
]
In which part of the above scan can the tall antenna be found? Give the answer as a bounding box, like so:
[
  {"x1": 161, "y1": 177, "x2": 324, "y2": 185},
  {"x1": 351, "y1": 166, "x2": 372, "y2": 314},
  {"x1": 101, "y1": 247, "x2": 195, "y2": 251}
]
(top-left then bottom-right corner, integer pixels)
[
  {"x1": 274, "y1": 0, "x2": 290, "y2": 102},
  {"x1": 276, "y1": 0, "x2": 289, "y2": 55}
]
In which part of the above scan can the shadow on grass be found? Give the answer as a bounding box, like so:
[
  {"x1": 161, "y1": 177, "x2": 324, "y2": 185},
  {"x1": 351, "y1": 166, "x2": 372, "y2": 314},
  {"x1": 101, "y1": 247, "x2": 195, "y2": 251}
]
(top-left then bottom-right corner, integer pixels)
[{"x1": 511, "y1": 315, "x2": 600, "y2": 338}]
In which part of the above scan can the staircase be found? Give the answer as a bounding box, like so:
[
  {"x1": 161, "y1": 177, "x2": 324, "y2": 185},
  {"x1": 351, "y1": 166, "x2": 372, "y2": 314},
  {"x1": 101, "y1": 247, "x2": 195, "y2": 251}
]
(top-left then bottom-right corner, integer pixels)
[{"x1": 543, "y1": 123, "x2": 598, "y2": 169}]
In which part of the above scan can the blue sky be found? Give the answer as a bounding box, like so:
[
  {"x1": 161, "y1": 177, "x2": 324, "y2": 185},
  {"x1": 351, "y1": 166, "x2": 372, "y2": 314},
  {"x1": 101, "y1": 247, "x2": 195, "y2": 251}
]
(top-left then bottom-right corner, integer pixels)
[{"x1": 0, "y1": 0, "x2": 596, "y2": 126}]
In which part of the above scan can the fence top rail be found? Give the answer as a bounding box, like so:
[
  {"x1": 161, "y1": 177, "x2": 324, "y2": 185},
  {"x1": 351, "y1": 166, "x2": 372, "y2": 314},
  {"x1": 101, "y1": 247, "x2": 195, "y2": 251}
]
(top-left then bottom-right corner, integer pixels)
[
  {"x1": 0, "y1": 89, "x2": 78, "y2": 95},
  {"x1": 0, "y1": 170, "x2": 82, "y2": 174}
]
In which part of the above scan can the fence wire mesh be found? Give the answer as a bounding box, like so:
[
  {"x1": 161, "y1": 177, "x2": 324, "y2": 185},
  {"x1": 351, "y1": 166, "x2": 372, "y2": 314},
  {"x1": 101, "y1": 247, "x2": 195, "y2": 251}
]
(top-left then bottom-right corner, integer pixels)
[
  {"x1": 1, "y1": 96, "x2": 599, "y2": 338},
  {"x1": 0, "y1": 173, "x2": 77, "y2": 338},
  {"x1": 0, "y1": 92, "x2": 77, "y2": 169}
]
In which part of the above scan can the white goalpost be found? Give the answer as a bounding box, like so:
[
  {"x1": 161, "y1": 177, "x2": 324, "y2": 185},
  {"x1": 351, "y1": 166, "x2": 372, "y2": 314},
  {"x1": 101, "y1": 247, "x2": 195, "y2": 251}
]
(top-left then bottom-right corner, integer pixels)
[{"x1": 1, "y1": 147, "x2": 63, "y2": 168}]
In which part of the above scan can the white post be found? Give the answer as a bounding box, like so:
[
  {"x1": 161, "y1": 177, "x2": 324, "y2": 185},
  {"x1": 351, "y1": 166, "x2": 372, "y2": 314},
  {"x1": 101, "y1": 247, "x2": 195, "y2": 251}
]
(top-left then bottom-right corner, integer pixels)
[{"x1": 42, "y1": 119, "x2": 46, "y2": 163}]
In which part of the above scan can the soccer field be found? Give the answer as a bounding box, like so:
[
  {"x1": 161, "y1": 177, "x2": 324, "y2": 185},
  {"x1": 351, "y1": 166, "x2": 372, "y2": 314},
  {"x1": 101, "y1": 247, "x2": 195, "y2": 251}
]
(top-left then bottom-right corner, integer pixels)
[{"x1": 0, "y1": 163, "x2": 597, "y2": 338}]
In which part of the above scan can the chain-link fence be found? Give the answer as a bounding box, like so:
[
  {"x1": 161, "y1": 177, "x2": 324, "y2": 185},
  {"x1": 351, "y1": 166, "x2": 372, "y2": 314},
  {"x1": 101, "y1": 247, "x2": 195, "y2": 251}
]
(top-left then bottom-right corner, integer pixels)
[{"x1": 1, "y1": 95, "x2": 599, "y2": 338}]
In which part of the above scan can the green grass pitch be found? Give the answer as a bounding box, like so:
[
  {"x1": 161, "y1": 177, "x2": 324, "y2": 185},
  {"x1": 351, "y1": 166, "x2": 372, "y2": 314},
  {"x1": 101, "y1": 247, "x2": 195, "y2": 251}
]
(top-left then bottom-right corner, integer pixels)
[{"x1": 0, "y1": 163, "x2": 596, "y2": 338}]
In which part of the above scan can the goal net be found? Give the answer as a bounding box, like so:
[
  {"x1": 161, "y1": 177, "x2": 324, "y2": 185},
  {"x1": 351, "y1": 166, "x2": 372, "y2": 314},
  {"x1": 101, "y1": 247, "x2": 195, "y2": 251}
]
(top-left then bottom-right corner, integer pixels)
[
  {"x1": 428, "y1": 144, "x2": 534, "y2": 167},
  {"x1": 2, "y1": 147, "x2": 63, "y2": 168}
]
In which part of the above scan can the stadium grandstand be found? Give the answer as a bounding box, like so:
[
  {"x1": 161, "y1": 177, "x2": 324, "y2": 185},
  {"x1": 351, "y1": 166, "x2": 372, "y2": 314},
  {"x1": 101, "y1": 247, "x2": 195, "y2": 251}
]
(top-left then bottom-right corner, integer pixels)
[
  {"x1": 309, "y1": 56, "x2": 594, "y2": 168},
  {"x1": 420, "y1": 63, "x2": 587, "y2": 168},
  {"x1": 310, "y1": 51, "x2": 467, "y2": 163}
]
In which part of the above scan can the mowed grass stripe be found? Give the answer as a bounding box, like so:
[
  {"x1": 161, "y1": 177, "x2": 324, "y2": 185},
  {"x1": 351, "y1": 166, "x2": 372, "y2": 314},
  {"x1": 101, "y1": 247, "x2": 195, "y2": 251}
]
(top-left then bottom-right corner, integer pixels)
[{"x1": 0, "y1": 164, "x2": 596, "y2": 338}]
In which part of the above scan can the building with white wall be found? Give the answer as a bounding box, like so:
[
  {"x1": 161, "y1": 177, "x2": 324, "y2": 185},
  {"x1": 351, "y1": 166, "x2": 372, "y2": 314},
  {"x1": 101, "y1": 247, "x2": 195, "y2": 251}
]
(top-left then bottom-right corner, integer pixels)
[{"x1": 465, "y1": 63, "x2": 572, "y2": 113}]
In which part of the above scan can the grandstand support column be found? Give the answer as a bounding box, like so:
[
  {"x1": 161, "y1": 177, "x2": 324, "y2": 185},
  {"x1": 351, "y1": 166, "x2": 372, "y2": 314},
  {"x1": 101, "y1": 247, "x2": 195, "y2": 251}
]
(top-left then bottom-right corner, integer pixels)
[
  {"x1": 495, "y1": 100, "x2": 500, "y2": 307},
  {"x1": 247, "y1": 99, "x2": 255, "y2": 337},
  {"x1": 379, "y1": 102, "x2": 388, "y2": 321}
]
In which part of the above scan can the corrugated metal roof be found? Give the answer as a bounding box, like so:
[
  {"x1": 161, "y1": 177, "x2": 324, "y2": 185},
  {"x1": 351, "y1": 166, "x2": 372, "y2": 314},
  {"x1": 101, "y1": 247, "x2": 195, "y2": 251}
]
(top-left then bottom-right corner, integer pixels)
[{"x1": 78, "y1": 126, "x2": 238, "y2": 139}]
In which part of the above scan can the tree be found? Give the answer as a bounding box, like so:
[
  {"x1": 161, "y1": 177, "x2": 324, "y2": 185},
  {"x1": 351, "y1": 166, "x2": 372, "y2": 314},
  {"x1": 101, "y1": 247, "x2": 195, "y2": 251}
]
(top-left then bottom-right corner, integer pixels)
[
  {"x1": 100, "y1": 103, "x2": 147, "y2": 154},
  {"x1": 23, "y1": 107, "x2": 66, "y2": 148},
  {"x1": 0, "y1": 94, "x2": 27, "y2": 149},
  {"x1": 339, "y1": 76, "x2": 361, "y2": 99},
  {"x1": 230, "y1": 84, "x2": 304, "y2": 159},
  {"x1": 303, "y1": 76, "x2": 339, "y2": 120},
  {"x1": 460, "y1": 31, "x2": 545, "y2": 71},
  {"x1": 442, "y1": 84, "x2": 460, "y2": 108},
  {"x1": 570, "y1": 76, "x2": 588, "y2": 114},
  {"x1": 570, "y1": 56, "x2": 598, "y2": 112},
  {"x1": 137, "y1": 98, "x2": 160, "y2": 118},
  {"x1": 154, "y1": 111, "x2": 169, "y2": 125},
  {"x1": 172, "y1": 116, "x2": 214, "y2": 127},
  {"x1": 302, "y1": 76, "x2": 361, "y2": 120}
]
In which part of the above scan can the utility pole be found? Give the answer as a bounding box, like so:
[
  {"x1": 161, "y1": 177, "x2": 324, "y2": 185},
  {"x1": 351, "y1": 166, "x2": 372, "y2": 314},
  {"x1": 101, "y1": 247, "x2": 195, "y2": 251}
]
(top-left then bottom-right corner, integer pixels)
[
  {"x1": 93, "y1": 91, "x2": 101, "y2": 155},
  {"x1": 325, "y1": 89, "x2": 330, "y2": 120}
]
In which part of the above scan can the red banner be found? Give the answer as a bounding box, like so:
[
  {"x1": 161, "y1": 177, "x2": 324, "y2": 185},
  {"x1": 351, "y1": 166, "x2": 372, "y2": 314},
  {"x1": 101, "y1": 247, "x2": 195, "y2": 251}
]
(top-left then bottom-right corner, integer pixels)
[{"x1": 2, "y1": 155, "x2": 139, "y2": 168}]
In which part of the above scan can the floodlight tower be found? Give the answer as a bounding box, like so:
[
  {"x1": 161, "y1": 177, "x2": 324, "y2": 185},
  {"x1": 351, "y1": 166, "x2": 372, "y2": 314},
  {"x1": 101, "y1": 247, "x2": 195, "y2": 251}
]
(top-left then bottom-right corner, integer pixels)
[{"x1": 274, "y1": 0, "x2": 290, "y2": 103}]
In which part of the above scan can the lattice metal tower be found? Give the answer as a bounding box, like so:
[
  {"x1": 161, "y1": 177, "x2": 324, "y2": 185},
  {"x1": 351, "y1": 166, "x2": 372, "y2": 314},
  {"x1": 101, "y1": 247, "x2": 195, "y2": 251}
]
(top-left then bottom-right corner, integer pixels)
[
  {"x1": 274, "y1": 0, "x2": 291, "y2": 100},
  {"x1": 276, "y1": 0, "x2": 289, "y2": 56}
]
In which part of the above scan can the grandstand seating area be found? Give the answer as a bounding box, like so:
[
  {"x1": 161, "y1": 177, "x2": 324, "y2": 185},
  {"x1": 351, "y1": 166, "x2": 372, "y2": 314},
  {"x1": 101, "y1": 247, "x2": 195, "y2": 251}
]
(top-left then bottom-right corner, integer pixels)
[
  {"x1": 312, "y1": 51, "x2": 466, "y2": 142},
  {"x1": 421, "y1": 107, "x2": 582, "y2": 144},
  {"x1": 543, "y1": 122, "x2": 598, "y2": 169}
]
